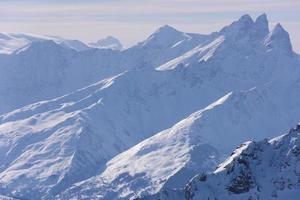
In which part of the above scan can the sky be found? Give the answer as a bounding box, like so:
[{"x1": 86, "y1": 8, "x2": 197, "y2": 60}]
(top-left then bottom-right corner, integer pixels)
[{"x1": 0, "y1": 0, "x2": 299, "y2": 53}]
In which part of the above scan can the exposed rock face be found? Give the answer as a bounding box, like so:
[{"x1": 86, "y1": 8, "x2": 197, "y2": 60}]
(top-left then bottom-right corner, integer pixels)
[{"x1": 143, "y1": 124, "x2": 300, "y2": 200}]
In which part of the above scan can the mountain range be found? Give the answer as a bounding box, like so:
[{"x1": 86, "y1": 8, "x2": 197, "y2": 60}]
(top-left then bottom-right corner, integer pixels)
[{"x1": 0, "y1": 13, "x2": 299, "y2": 199}]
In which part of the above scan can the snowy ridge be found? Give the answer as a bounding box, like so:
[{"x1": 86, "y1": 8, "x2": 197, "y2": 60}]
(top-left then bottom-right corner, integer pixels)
[{"x1": 144, "y1": 124, "x2": 300, "y2": 200}]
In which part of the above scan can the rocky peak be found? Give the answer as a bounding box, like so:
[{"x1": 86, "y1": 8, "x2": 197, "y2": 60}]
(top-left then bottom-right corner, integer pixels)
[
  {"x1": 238, "y1": 14, "x2": 254, "y2": 25},
  {"x1": 140, "y1": 25, "x2": 184, "y2": 48},
  {"x1": 255, "y1": 13, "x2": 269, "y2": 37},
  {"x1": 264, "y1": 23, "x2": 293, "y2": 55}
]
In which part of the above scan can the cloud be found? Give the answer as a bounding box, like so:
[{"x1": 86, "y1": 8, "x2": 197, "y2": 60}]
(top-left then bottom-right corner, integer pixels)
[{"x1": 0, "y1": 0, "x2": 300, "y2": 21}]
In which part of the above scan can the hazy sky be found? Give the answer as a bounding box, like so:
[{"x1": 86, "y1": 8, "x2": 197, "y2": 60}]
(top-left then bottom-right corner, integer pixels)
[{"x1": 0, "y1": 0, "x2": 299, "y2": 52}]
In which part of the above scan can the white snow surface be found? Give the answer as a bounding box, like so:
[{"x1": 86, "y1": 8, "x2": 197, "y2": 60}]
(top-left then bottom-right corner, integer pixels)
[{"x1": 0, "y1": 14, "x2": 299, "y2": 199}]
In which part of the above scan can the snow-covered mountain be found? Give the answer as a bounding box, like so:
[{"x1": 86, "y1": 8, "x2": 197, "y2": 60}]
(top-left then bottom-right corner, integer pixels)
[
  {"x1": 144, "y1": 124, "x2": 300, "y2": 200},
  {"x1": 121, "y1": 25, "x2": 212, "y2": 69},
  {"x1": 0, "y1": 33, "x2": 127, "y2": 54},
  {"x1": 0, "y1": 33, "x2": 91, "y2": 54},
  {"x1": 89, "y1": 36, "x2": 123, "y2": 50},
  {"x1": 0, "y1": 26, "x2": 210, "y2": 114},
  {"x1": 0, "y1": 13, "x2": 299, "y2": 199},
  {"x1": 1, "y1": 13, "x2": 297, "y2": 115}
]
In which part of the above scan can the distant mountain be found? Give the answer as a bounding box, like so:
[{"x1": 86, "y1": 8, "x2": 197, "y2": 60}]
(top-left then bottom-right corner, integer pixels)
[
  {"x1": 0, "y1": 27, "x2": 210, "y2": 114},
  {"x1": 0, "y1": 33, "x2": 90, "y2": 54},
  {"x1": 58, "y1": 39, "x2": 91, "y2": 51},
  {"x1": 143, "y1": 124, "x2": 300, "y2": 200},
  {"x1": 89, "y1": 36, "x2": 123, "y2": 50},
  {"x1": 0, "y1": 14, "x2": 299, "y2": 199},
  {"x1": 0, "y1": 40, "x2": 126, "y2": 114}
]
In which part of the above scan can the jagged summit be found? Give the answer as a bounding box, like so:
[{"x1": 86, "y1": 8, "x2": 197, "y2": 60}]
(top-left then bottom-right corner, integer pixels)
[
  {"x1": 156, "y1": 14, "x2": 283, "y2": 71},
  {"x1": 219, "y1": 13, "x2": 270, "y2": 40},
  {"x1": 264, "y1": 23, "x2": 293, "y2": 54}
]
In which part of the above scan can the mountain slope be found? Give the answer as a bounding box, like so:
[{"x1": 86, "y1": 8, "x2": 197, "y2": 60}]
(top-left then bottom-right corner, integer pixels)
[
  {"x1": 60, "y1": 78, "x2": 300, "y2": 200},
  {"x1": 144, "y1": 124, "x2": 300, "y2": 200}
]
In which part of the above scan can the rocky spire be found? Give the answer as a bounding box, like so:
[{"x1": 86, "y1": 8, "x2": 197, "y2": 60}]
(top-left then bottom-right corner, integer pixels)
[
  {"x1": 255, "y1": 13, "x2": 269, "y2": 37},
  {"x1": 264, "y1": 23, "x2": 293, "y2": 54}
]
